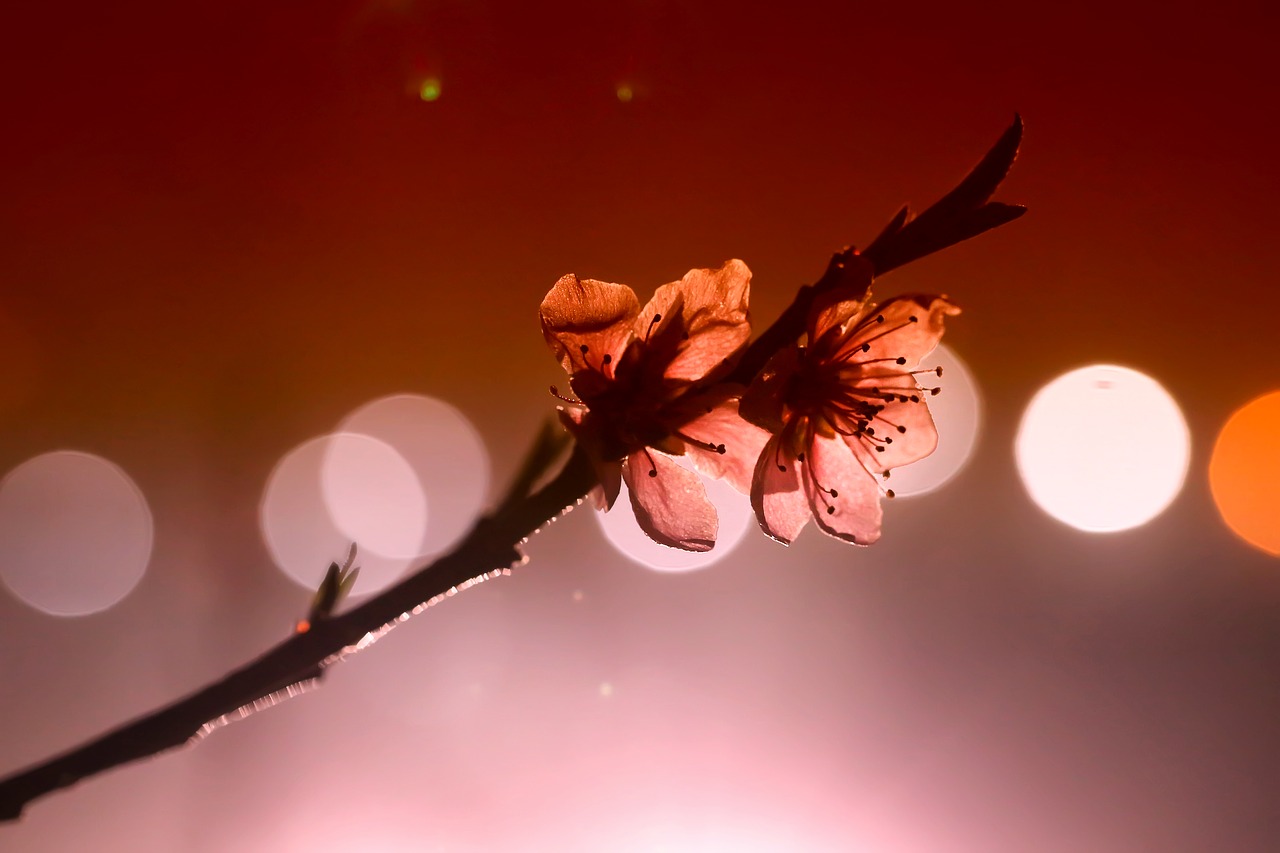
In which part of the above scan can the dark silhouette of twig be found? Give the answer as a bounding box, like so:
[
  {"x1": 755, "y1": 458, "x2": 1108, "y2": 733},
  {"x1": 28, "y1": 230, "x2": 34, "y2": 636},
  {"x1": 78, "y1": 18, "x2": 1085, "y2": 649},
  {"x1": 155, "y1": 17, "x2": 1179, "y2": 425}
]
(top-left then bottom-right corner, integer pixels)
[
  {"x1": 0, "y1": 116, "x2": 1024, "y2": 823},
  {"x1": 731, "y1": 114, "x2": 1023, "y2": 386}
]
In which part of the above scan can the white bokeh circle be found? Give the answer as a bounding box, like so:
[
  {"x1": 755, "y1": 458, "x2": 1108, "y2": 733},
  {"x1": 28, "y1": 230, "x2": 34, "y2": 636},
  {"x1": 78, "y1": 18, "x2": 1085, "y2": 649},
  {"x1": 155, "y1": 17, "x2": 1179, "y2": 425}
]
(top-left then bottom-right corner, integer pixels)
[
  {"x1": 0, "y1": 451, "x2": 153, "y2": 616},
  {"x1": 261, "y1": 434, "x2": 426, "y2": 595},
  {"x1": 1015, "y1": 364, "x2": 1190, "y2": 532},
  {"x1": 336, "y1": 394, "x2": 489, "y2": 558}
]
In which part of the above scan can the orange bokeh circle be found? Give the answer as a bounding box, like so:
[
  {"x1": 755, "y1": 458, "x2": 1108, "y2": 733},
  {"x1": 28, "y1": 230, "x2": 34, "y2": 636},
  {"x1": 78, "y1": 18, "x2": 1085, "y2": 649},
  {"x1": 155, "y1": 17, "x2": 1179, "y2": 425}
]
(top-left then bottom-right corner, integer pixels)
[{"x1": 1209, "y1": 391, "x2": 1280, "y2": 556}]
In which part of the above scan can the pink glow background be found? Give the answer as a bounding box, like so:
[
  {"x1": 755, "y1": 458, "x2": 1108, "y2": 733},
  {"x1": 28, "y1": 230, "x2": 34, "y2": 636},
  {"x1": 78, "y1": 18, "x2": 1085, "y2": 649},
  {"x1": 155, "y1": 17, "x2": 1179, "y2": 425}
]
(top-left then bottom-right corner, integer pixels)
[{"x1": 3, "y1": 1, "x2": 1279, "y2": 849}]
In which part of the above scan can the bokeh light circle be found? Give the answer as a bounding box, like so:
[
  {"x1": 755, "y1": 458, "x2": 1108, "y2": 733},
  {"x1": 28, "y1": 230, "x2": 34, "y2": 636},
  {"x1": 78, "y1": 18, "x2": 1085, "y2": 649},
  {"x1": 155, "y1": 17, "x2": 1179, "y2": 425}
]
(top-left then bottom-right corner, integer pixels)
[
  {"x1": 261, "y1": 434, "x2": 426, "y2": 596},
  {"x1": 596, "y1": 459, "x2": 752, "y2": 573},
  {"x1": 1209, "y1": 390, "x2": 1280, "y2": 556},
  {"x1": 335, "y1": 393, "x2": 489, "y2": 558},
  {"x1": 320, "y1": 433, "x2": 428, "y2": 560},
  {"x1": 887, "y1": 343, "x2": 981, "y2": 498},
  {"x1": 0, "y1": 451, "x2": 153, "y2": 616},
  {"x1": 1015, "y1": 365, "x2": 1190, "y2": 532}
]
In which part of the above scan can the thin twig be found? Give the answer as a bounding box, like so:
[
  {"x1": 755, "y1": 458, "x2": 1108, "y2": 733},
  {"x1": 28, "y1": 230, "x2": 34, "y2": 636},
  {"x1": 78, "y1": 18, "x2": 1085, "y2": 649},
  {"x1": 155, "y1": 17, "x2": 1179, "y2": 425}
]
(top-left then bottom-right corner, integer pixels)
[
  {"x1": 0, "y1": 117, "x2": 1024, "y2": 823},
  {"x1": 731, "y1": 114, "x2": 1024, "y2": 385}
]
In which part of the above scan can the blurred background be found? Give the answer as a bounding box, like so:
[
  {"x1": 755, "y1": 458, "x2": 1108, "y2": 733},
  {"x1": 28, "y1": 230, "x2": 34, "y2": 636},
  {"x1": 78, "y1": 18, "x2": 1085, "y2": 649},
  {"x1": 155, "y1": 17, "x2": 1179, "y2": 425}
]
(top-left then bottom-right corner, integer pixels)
[{"x1": 2, "y1": 1, "x2": 1278, "y2": 850}]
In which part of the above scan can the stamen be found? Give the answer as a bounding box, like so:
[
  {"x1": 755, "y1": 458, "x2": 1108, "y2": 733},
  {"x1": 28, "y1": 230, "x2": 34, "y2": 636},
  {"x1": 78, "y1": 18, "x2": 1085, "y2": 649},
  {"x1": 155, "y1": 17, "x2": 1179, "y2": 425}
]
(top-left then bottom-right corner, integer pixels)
[
  {"x1": 549, "y1": 385, "x2": 581, "y2": 404},
  {"x1": 675, "y1": 431, "x2": 727, "y2": 455},
  {"x1": 840, "y1": 316, "x2": 926, "y2": 359},
  {"x1": 799, "y1": 448, "x2": 839, "y2": 515},
  {"x1": 874, "y1": 413, "x2": 908, "y2": 435},
  {"x1": 641, "y1": 448, "x2": 659, "y2": 478},
  {"x1": 645, "y1": 313, "x2": 663, "y2": 340},
  {"x1": 577, "y1": 343, "x2": 613, "y2": 373}
]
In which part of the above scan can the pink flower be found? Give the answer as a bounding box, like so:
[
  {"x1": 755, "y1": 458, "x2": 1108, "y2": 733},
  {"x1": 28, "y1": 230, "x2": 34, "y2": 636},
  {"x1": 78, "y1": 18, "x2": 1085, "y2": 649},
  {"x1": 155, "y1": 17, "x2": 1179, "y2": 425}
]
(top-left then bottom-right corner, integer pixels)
[
  {"x1": 541, "y1": 260, "x2": 769, "y2": 551},
  {"x1": 741, "y1": 255, "x2": 959, "y2": 545}
]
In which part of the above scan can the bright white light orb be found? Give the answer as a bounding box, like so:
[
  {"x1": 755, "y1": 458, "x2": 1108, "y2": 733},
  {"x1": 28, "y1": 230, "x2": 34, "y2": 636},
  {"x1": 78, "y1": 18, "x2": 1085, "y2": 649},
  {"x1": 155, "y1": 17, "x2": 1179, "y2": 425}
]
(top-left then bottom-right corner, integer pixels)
[
  {"x1": 336, "y1": 394, "x2": 489, "y2": 558},
  {"x1": 596, "y1": 459, "x2": 752, "y2": 573},
  {"x1": 0, "y1": 451, "x2": 153, "y2": 616},
  {"x1": 888, "y1": 343, "x2": 981, "y2": 498},
  {"x1": 261, "y1": 434, "x2": 426, "y2": 595},
  {"x1": 1015, "y1": 365, "x2": 1189, "y2": 532}
]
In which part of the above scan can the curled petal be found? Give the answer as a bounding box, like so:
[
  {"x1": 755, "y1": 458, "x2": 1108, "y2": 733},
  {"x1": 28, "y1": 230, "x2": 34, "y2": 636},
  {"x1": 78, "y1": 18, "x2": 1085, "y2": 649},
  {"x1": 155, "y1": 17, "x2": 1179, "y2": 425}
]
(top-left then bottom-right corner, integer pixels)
[
  {"x1": 739, "y1": 345, "x2": 802, "y2": 433},
  {"x1": 825, "y1": 294, "x2": 959, "y2": 367},
  {"x1": 540, "y1": 274, "x2": 640, "y2": 396},
  {"x1": 750, "y1": 432, "x2": 810, "y2": 545},
  {"x1": 670, "y1": 385, "x2": 772, "y2": 495},
  {"x1": 623, "y1": 450, "x2": 717, "y2": 552},
  {"x1": 640, "y1": 259, "x2": 752, "y2": 385},
  {"x1": 806, "y1": 434, "x2": 883, "y2": 546}
]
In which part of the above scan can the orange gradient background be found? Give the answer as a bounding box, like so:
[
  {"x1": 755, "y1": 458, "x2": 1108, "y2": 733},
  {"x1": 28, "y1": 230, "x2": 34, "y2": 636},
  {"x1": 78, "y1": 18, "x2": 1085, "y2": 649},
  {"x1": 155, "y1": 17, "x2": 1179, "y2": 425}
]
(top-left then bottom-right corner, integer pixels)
[{"x1": 2, "y1": 1, "x2": 1278, "y2": 850}]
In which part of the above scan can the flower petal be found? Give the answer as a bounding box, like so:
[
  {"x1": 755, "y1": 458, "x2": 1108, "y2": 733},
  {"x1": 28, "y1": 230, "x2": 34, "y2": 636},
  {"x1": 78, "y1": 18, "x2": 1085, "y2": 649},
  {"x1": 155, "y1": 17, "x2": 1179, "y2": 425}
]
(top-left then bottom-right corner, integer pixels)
[
  {"x1": 623, "y1": 450, "x2": 717, "y2": 552},
  {"x1": 827, "y1": 294, "x2": 959, "y2": 367},
  {"x1": 806, "y1": 433, "x2": 883, "y2": 546},
  {"x1": 846, "y1": 380, "x2": 940, "y2": 475},
  {"x1": 750, "y1": 432, "x2": 810, "y2": 545},
  {"x1": 639, "y1": 259, "x2": 752, "y2": 385},
  {"x1": 670, "y1": 385, "x2": 772, "y2": 494},
  {"x1": 540, "y1": 273, "x2": 640, "y2": 395}
]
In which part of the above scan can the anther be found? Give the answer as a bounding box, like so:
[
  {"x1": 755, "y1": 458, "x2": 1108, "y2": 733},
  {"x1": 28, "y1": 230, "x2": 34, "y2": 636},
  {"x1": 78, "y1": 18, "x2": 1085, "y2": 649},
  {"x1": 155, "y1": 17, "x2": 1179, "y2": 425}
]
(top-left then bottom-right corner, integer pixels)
[
  {"x1": 896, "y1": 357, "x2": 906, "y2": 365},
  {"x1": 826, "y1": 506, "x2": 835, "y2": 515},
  {"x1": 602, "y1": 353, "x2": 612, "y2": 365},
  {"x1": 908, "y1": 315, "x2": 919, "y2": 323},
  {"x1": 797, "y1": 452, "x2": 806, "y2": 462},
  {"x1": 886, "y1": 489, "x2": 896, "y2": 499},
  {"x1": 646, "y1": 313, "x2": 663, "y2": 340},
  {"x1": 549, "y1": 385, "x2": 580, "y2": 404}
]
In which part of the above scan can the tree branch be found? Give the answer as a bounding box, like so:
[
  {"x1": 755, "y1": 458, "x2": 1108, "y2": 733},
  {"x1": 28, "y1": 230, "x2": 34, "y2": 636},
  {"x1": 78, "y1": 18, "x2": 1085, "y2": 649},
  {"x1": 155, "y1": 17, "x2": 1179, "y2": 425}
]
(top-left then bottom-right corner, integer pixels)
[
  {"x1": 0, "y1": 116, "x2": 1024, "y2": 822},
  {"x1": 731, "y1": 114, "x2": 1024, "y2": 385}
]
